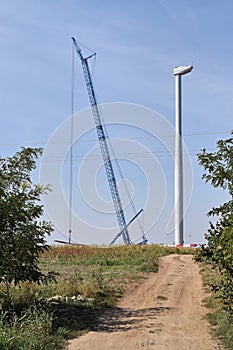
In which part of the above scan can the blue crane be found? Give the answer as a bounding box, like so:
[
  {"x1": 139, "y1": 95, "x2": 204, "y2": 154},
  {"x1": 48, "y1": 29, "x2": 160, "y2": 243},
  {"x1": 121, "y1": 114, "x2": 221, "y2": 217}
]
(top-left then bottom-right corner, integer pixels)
[{"x1": 72, "y1": 37, "x2": 132, "y2": 245}]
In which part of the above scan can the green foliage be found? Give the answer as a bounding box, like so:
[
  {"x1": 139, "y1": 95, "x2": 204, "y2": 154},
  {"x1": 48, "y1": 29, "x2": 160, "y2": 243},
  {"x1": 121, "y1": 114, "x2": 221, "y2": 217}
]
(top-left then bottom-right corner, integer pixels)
[
  {"x1": 0, "y1": 307, "x2": 66, "y2": 350},
  {"x1": 0, "y1": 148, "x2": 53, "y2": 287},
  {"x1": 197, "y1": 131, "x2": 233, "y2": 220},
  {"x1": 201, "y1": 265, "x2": 233, "y2": 349},
  {"x1": 196, "y1": 132, "x2": 233, "y2": 343},
  {"x1": 207, "y1": 308, "x2": 233, "y2": 349}
]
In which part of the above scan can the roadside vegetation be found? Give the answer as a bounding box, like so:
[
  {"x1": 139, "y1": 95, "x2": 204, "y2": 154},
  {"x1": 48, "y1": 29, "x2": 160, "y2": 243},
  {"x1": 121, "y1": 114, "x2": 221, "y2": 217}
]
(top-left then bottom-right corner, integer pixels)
[
  {"x1": 0, "y1": 148, "x2": 62, "y2": 349},
  {"x1": 195, "y1": 132, "x2": 233, "y2": 349},
  {"x1": 199, "y1": 263, "x2": 233, "y2": 350},
  {"x1": 0, "y1": 243, "x2": 191, "y2": 349}
]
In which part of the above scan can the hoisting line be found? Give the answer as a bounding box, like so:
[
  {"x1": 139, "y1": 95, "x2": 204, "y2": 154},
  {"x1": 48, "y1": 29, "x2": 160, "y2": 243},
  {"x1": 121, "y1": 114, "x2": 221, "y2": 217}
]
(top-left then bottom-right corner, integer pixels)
[{"x1": 68, "y1": 41, "x2": 75, "y2": 244}]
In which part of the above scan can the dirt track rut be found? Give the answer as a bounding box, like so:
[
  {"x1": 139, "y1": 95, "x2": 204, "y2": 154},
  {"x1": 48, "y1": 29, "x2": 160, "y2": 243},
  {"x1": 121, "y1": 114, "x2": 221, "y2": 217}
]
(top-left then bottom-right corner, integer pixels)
[{"x1": 67, "y1": 254, "x2": 222, "y2": 350}]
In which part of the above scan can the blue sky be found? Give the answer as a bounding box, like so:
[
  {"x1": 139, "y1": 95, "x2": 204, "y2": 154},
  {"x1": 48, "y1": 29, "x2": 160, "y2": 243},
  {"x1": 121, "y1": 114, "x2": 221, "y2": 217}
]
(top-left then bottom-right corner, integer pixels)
[{"x1": 0, "y1": 0, "x2": 232, "y2": 245}]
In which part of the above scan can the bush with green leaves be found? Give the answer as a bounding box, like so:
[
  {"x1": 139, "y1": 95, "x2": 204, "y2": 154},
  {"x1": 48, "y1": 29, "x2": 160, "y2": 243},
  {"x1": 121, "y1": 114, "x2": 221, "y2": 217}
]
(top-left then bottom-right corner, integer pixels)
[
  {"x1": 0, "y1": 148, "x2": 53, "y2": 292},
  {"x1": 196, "y1": 132, "x2": 233, "y2": 319}
]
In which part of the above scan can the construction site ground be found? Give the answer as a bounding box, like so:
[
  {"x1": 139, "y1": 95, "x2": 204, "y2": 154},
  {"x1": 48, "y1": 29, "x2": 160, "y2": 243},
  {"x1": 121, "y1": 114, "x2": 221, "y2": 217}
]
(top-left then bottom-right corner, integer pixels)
[{"x1": 67, "y1": 254, "x2": 223, "y2": 350}]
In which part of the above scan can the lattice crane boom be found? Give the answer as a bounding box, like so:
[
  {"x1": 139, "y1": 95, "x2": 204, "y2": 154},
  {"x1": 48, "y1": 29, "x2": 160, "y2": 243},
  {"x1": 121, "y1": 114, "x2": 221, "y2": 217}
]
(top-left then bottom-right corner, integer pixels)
[{"x1": 72, "y1": 37, "x2": 131, "y2": 245}]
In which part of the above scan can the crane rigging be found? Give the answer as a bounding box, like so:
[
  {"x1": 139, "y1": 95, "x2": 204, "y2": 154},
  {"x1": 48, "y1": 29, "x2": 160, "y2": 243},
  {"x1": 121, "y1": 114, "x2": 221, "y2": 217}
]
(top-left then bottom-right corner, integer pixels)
[{"x1": 71, "y1": 37, "x2": 147, "y2": 245}]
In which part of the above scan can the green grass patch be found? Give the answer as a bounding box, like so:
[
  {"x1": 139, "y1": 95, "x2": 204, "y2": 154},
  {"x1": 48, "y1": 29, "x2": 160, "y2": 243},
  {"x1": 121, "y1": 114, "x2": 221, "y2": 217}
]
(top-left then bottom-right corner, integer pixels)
[{"x1": 0, "y1": 307, "x2": 66, "y2": 350}]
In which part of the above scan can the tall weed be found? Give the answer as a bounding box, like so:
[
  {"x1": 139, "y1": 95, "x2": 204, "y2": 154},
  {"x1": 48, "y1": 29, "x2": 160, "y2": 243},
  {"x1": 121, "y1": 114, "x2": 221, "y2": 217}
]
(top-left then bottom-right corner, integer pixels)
[{"x1": 0, "y1": 307, "x2": 66, "y2": 350}]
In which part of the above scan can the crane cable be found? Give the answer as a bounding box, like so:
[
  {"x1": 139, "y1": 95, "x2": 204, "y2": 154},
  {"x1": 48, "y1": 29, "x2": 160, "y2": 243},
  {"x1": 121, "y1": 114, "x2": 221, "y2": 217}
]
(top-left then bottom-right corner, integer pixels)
[{"x1": 68, "y1": 41, "x2": 75, "y2": 244}]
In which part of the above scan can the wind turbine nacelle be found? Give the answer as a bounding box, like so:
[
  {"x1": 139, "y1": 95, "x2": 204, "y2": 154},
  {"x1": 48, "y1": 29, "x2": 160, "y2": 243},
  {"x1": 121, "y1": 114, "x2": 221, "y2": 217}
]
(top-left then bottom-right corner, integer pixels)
[{"x1": 173, "y1": 65, "x2": 193, "y2": 76}]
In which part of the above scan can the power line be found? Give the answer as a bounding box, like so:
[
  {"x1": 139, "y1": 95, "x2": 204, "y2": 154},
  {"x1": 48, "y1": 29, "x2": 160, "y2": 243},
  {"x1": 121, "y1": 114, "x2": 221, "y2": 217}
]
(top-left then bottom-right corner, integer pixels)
[
  {"x1": 39, "y1": 151, "x2": 209, "y2": 163},
  {"x1": 0, "y1": 130, "x2": 231, "y2": 147}
]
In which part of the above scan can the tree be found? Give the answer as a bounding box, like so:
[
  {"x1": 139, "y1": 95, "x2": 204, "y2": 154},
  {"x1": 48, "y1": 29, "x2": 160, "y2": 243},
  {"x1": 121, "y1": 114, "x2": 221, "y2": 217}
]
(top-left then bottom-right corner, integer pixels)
[
  {"x1": 0, "y1": 148, "x2": 53, "y2": 287},
  {"x1": 197, "y1": 132, "x2": 233, "y2": 317},
  {"x1": 198, "y1": 132, "x2": 233, "y2": 219}
]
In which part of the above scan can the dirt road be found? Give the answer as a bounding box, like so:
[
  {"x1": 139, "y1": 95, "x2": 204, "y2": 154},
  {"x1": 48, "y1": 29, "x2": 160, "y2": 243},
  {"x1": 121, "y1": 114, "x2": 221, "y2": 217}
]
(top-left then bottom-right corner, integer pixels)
[{"x1": 68, "y1": 254, "x2": 222, "y2": 350}]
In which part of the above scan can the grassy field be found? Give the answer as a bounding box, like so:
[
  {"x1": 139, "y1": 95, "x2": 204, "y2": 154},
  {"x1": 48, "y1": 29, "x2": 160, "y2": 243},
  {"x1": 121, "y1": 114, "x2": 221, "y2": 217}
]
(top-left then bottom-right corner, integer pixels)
[{"x1": 0, "y1": 244, "x2": 192, "y2": 349}]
